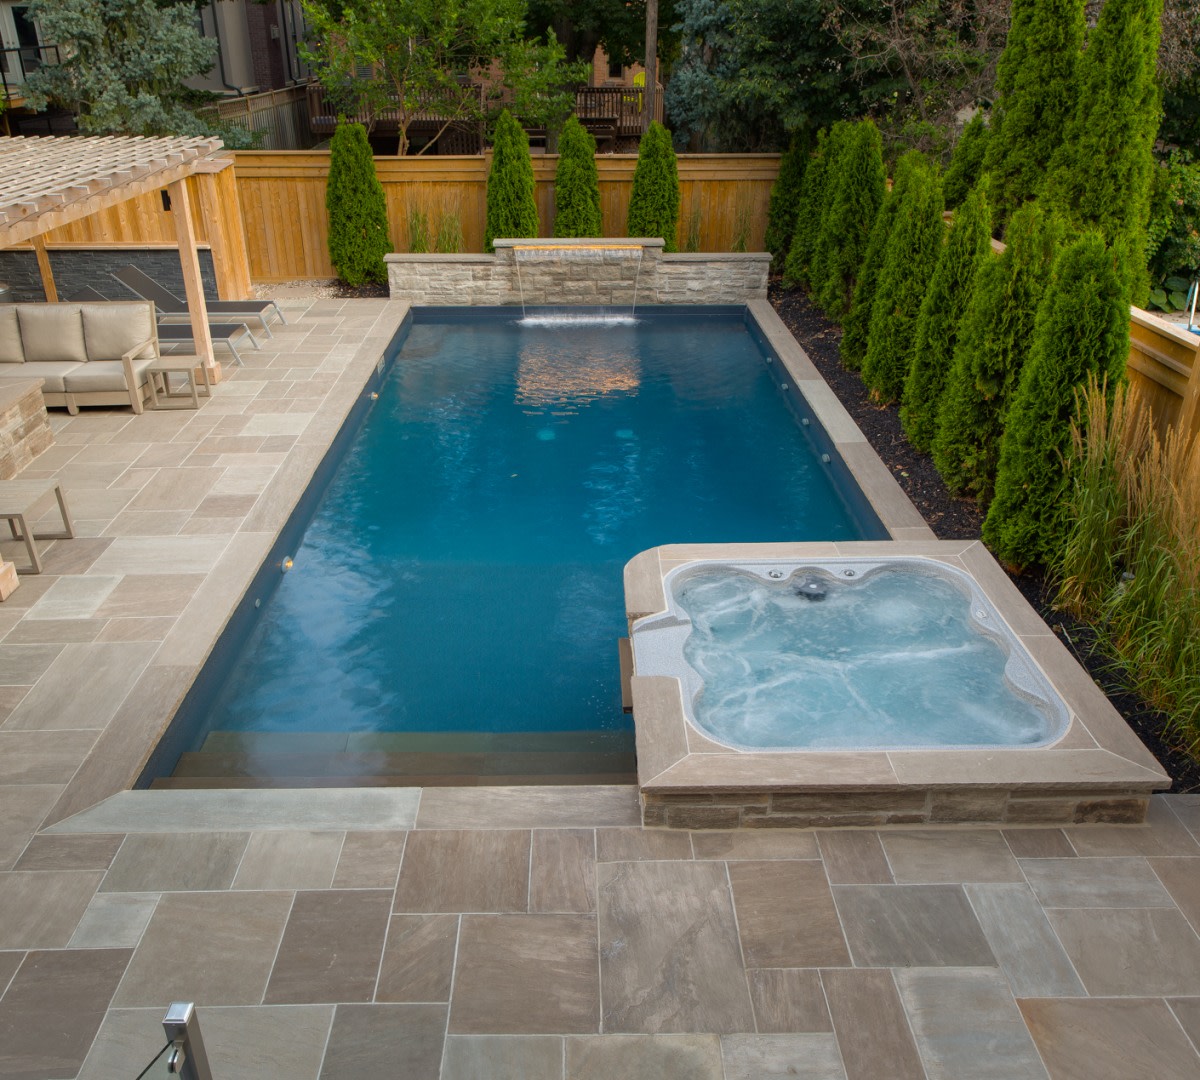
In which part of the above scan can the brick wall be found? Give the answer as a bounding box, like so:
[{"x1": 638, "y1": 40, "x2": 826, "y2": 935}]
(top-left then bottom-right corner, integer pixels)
[{"x1": 245, "y1": 3, "x2": 287, "y2": 90}]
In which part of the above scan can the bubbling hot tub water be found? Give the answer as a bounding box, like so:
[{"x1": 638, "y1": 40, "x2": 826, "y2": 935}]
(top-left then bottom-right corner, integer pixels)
[{"x1": 631, "y1": 559, "x2": 1069, "y2": 751}]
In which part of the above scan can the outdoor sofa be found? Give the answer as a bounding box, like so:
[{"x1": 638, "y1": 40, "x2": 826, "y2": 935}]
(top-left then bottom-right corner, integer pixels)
[{"x1": 0, "y1": 300, "x2": 170, "y2": 414}]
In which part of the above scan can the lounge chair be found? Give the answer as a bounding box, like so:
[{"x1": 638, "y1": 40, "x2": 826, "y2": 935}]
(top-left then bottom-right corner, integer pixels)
[
  {"x1": 68, "y1": 286, "x2": 256, "y2": 366},
  {"x1": 112, "y1": 265, "x2": 285, "y2": 339}
]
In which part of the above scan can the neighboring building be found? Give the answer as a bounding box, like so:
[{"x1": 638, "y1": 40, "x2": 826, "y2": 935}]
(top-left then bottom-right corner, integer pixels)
[{"x1": 189, "y1": 0, "x2": 310, "y2": 96}]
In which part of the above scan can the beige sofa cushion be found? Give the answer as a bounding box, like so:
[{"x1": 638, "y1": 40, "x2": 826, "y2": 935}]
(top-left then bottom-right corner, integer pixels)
[
  {"x1": 7, "y1": 361, "x2": 86, "y2": 393},
  {"x1": 83, "y1": 302, "x2": 156, "y2": 362},
  {"x1": 17, "y1": 305, "x2": 88, "y2": 364},
  {"x1": 0, "y1": 307, "x2": 22, "y2": 363},
  {"x1": 62, "y1": 355, "x2": 156, "y2": 394}
]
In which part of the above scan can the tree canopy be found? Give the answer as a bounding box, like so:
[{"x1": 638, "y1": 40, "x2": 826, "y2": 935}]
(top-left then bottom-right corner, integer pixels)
[
  {"x1": 302, "y1": 0, "x2": 584, "y2": 155},
  {"x1": 22, "y1": 0, "x2": 220, "y2": 138}
]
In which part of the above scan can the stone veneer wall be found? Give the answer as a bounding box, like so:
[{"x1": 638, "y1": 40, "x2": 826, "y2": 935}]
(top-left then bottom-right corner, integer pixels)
[
  {"x1": 385, "y1": 239, "x2": 771, "y2": 306},
  {"x1": 0, "y1": 380, "x2": 54, "y2": 481},
  {"x1": 640, "y1": 788, "x2": 1152, "y2": 829}
]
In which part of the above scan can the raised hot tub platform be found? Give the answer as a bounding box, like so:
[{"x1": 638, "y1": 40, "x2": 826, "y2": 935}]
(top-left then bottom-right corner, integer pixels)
[{"x1": 625, "y1": 541, "x2": 1171, "y2": 829}]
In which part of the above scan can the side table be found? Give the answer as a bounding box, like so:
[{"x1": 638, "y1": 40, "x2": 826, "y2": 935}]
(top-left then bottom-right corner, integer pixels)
[{"x1": 147, "y1": 358, "x2": 212, "y2": 411}]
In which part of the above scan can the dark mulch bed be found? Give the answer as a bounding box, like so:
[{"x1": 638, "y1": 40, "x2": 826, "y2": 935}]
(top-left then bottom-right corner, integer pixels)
[{"x1": 770, "y1": 281, "x2": 1200, "y2": 793}]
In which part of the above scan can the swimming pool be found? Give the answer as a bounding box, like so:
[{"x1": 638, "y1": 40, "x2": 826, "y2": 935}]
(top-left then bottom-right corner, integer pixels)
[{"x1": 140, "y1": 306, "x2": 886, "y2": 787}]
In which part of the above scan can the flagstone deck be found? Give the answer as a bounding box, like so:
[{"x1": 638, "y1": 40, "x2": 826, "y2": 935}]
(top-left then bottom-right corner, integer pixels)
[{"x1": 0, "y1": 300, "x2": 1197, "y2": 1078}]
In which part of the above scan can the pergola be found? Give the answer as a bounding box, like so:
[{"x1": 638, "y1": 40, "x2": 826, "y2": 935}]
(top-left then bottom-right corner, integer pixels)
[{"x1": 0, "y1": 134, "x2": 233, "y2": 370}]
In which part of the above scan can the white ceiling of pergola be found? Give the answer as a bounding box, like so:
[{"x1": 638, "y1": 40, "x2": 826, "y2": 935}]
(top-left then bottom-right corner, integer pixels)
[{"x1": 0, "y1": 134, "x2": 225, "y2": 246}]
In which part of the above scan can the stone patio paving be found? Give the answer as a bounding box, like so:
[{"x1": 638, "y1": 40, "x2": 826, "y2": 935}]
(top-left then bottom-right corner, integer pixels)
[{"x1": 0, "y1": 299, "x2": 1197, "y2": 1078}]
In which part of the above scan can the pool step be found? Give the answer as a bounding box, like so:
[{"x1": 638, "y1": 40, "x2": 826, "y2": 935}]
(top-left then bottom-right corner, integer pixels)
[
  {"x1": 198, "y1": 728, "x2": 634, "y2": 756},
  {"x1": 164, "y1": 749, "x2": 637, "y2": 787},
  {"x1": 151, "y1": 771, "x2": 636, "y2": 789}
]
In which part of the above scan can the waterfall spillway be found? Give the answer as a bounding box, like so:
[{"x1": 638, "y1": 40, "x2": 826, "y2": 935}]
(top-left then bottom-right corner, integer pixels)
[{"x1": 511, "y1": 243, "x2": 644, "y2": 326}]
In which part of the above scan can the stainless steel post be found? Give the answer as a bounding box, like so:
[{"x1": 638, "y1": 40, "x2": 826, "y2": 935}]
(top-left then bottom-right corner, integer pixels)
[{"x1": 162, "y1": 1002, "x2": 214, "y2": 1079}]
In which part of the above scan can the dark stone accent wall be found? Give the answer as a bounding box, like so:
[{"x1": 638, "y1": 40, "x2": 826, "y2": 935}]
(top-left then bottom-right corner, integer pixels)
[{"x1": 0, "y1": 249, "x2": 218, "y2": 304}]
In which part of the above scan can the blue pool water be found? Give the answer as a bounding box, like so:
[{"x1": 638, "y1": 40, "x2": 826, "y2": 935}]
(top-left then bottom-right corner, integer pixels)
[{"x1": 148, "y1": 308, "x2": 885, "y2": 783}]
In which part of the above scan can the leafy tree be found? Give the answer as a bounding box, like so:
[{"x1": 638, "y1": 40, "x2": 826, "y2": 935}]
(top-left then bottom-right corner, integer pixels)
[
  {"x1": 983, "y1": 233, "x2": 1130, "y2": 570},
  {"x1": 22, "y1": 0, "x2": 219, "y2": 137},
  {"x1": 981, "y1": 0, "x2": 1085, "y2": 232},
  {"x1": 807, "y1": 122, "x2": 857, "y2": 302},
  {"x1": 626, "y1": 120, "x2": 681, "y2": 250},
  {"x1": 932, "y1": 202, "x2": 1065, "y2": 501},
  {"x1": 326, "y1": 122, "x2": 392, "y2": 286},
  {"x1": 839, "y1": 150, "x2": 926, "y2": 370},
  {"x1": 764, "y1": 133, "x2": 815, "y2": 272},
  {"x1": 485, "y1": 110, "x2": 539, "y2": 252},
  {"x1": 527, "y1": 0, "x2": 680, "y2": 67},
  {"x1": 901, "y1": 185, "x2": 992, "y2": 451},
  {"x1": 666, "y1": 0, "x2": 893, "y2": 152},
  {"x1": 941, "y1": 111, "x2": 988, "y2": 209},
  {"x1": 302, "y1": 0, "x2": 582, "y2": 155},
  {"x1": 861, "y1": 158, "x2": 945, "y2": 403},
  {"x1": 825, "y1": 0, "x2": 1009, "y2": 158},
  {"x1": 553, "y1": 115, "x2": 602, "y2": 238},
  {"x1": 1041, "y1": 0, "x2": 1165, "y2": 303},
  {"x1": 813, "y1": 119, "x2": 888, "y2": 322}
]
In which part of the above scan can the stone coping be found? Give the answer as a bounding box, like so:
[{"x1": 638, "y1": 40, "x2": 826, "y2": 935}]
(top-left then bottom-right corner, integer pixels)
[
  {"x1": 625, "y1": 541, "x2": 1170, "y2": 829},
  {"x1": 0, "y1": 377, "x2": 43, "y2": 411}
]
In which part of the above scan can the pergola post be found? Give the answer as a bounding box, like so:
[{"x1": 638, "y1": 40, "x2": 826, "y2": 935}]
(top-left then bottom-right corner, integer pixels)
[
  {"x1": 168, "y1": 177, "x2": 220, "y2": 380},
  {"x1": 31, "y1": 236, "x2": 57, "y2": 302}
]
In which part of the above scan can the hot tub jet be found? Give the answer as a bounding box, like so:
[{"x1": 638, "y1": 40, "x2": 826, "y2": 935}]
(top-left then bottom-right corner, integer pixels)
[{"x1": 794, "y1": 575, "x2": 827, "y2": 601}]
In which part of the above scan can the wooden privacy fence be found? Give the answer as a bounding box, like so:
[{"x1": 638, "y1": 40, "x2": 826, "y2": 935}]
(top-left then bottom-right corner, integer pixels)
[
  {"x1": 22, "y1": 148, "x2": 1200, "y2": 443},
  {"x1": 231, "y1": 151, "x2": 781, "y2": 281}
]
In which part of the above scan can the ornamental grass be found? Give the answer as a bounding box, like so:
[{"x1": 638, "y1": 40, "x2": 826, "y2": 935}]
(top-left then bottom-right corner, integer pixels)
[{"x1": 1056, "y1": 377, "x2": 1200, "y2": 757}]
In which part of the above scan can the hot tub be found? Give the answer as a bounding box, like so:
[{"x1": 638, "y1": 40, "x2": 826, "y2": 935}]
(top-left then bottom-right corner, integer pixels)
[
  {"x1": 624, "y1": 541, "x2": 1170, "y2": 828},
  {"x1": 631, "y1": 557, "x2": 1070, "y2": 752}
]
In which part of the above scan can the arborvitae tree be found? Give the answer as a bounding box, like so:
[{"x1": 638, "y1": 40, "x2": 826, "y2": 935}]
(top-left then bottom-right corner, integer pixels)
[
  {"x1": 806, "y1": 122, "x2": 855, "y2": 299},
  {"x1": 983, "y1": 233, "x2": 1130, "y2": 569},
  {"x1": 765, "y1": 132, "x2": 815, "y2": 272},
  {"x1": 901, "y1": 186, "x2": 993, "y2": 452},
  {"x1": 981, "y1": 0, "x2": 1085, "y2": 233},
  {"x1": 627, "y1": 121, "x2": 681, "y2": 251},
  {"x1": 1040, "y1": 0, "x2": 1164, "y2": 303},
  {"x1": 812, "y1": 119, "x2": 887, "y2": 322},
  {"x1": 326, "y1": 122, "x2": 392, "y2": 286},
  {"x1": 485, "y1": 110, "x2": 539, "y2": 253},
  {"x1": 840, "y1": 150, "x2": 926, "y2": 369},
  {"x1": 932, "y1": 203, "x2": 1065, "y2": 501},
  {"x1": 942, "y1": 112, "x2": 989, "y2": 210},
  {"x1": 861, "y1": 161, "x2": 945, "y2": 403},
  {"x1": 782, "y1": 128, "x2": 830, "y2": 287},
  {"x1": 553, "y1": 115, "x2": 602, "y2": 238}
]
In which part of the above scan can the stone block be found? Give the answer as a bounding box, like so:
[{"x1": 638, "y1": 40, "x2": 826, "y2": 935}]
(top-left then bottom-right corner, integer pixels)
[
  {"x1": 665, "y1": 804, "x2": 743, "y2": 829},
  {"x1": 1074, "y1": 798, "x2": 1149, "y2": 824},
  {"x1": 930, "y1": 790, "x2": 1009, "y2": 823}
]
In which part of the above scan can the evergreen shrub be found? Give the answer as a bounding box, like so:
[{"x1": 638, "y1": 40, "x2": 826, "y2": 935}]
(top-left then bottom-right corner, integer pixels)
[
  {"x1": 901, "y1": 185, "x2": 992, "y2": 452},
  {"x1": 782, "y1": 128, "x2": 830, "y2": 287},
  {"x1": 806, "y1": 122, "x2": 855, "y2": 298},
  {"x1": 813, "y1": 119, "x2": 887, "y2": 322},
  {"x1": 861, "y1": 161, "x2": 945, "y2": 403},
  {"x1": 765, "y1": 132, "x2": 815, "y2": 271},
  {"x1": 839, "y1": 151, "x2": 926, "y2": 369},
  {"x1": 1041, "y1": 0, "x2": 1164, "y2": 303},
  {"x1": 942, "y1": 113, "x2": 989, "y2": 210},
  {"x1": 982, "y1": 0, "x2": 1086, "y2": 233},
  {"x1": 932, "y1": 203, "x2": 1065, "y2": 500},
  {"x1": 983, "y1": 233, "x2": 1130, "y2": 569},
  {"x1": 553, "y1": 115, "x2": 602, "y2": 238},
  {"x1": 326, "y1": 122, "x2": 392, "y2": 286},
  {"x1": 627, "y1": 121, "x2": 681, "y2": 251},
  {"x1": 485, "y1": 109, "x2": 539, "y2": 253}
]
